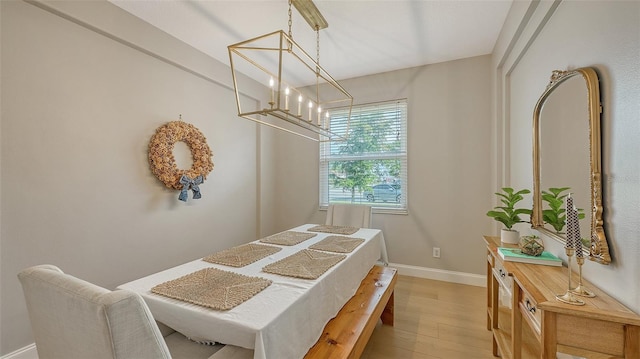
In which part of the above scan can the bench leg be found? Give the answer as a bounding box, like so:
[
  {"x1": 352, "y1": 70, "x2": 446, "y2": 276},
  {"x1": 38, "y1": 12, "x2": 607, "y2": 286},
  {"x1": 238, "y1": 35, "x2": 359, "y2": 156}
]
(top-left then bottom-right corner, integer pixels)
[{"x1": 380, "y1": 290, "x2": 394, "y2": 326}]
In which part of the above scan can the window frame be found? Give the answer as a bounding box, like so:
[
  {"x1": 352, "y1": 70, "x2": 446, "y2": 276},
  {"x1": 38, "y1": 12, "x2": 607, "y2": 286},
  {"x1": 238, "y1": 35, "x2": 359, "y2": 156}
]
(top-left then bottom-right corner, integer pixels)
[{"x1": 319, "y1": 99, "x2": 408, "y2": 214}]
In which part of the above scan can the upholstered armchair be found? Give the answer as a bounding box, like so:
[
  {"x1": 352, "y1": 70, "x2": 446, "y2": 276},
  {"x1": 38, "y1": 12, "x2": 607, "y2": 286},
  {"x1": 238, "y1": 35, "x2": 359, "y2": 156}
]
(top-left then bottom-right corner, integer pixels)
[
  {"x1": 324, "y1": 204, "x2": 388, "y2": 265},
  {"x1": 325, "y1": 204, "x2": 372, "y2": 228},
  {"x1": 17, "y1": 264, "x2": 224, "y2": 359}
]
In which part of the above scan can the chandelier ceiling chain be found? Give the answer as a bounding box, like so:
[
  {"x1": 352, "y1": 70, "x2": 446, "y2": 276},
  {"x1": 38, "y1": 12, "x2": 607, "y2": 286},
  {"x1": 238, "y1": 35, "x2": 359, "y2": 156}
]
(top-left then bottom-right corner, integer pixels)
[
  {"x1": 316, "y1": 26, "x2": 320, "y2": 68},
  {"x1": 227, "y1": 0, "x2": 353, "y2": 141},
  {"x1": 288, "y1": 0, "x2": 293, "y2": 39}
]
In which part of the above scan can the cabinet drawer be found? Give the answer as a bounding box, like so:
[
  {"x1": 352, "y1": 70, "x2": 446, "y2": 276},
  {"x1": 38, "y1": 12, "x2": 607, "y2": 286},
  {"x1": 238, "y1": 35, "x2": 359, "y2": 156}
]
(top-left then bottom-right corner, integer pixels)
[
  {"x1": 520, "y1": 290, "x2": 541, "y2": 335},
  {"x1": 492, "y1": 259, "x2": 513, "y2": 293}
]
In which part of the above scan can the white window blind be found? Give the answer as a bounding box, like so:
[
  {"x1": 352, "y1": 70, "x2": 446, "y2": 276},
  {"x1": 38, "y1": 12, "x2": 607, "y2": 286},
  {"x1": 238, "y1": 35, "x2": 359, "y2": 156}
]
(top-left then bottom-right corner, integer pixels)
[{"x1": 320, "y1": 99, "x2": 408, "y2": 213}]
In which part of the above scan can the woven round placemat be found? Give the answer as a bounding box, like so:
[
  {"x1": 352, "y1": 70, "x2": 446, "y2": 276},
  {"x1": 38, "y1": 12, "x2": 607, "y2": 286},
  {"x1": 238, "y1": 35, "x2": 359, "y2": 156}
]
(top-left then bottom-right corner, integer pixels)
[
  {"x1": 203, "y1": 243, "x2": 281, "y2": 267},
  {"x1": 309, "y1": 235, "x2": 365, "y2": 253},
  {"x1": 259, "y1": 231, "x2": 317, "y2": 246},
  {"x1": 307, "y1": 225, "x2": 359, "y2": 235},
  {"x1": 262, "y1": 249, "x2": 346, "y2": 280},
  {"x1": 151, "y1": 268, "x2": 271, "y2": 311}
]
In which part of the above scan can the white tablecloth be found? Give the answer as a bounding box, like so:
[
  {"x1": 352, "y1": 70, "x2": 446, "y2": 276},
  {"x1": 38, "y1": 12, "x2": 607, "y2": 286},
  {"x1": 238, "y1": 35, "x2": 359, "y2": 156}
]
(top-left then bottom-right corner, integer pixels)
[{"x1": 117, "y1": 224, "x2": 384, "y2": 359}]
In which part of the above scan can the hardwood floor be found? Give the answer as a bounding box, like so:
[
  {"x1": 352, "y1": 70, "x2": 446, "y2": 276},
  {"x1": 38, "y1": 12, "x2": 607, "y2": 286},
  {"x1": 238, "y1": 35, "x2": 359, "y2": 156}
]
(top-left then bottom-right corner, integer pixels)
[{"x1": 362, "y1": 275, "x2": 496, "y2": 359}]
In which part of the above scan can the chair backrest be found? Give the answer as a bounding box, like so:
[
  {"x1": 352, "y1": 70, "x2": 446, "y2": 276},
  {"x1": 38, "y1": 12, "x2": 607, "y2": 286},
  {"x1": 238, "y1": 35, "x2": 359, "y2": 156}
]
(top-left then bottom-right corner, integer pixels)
[
  {"x1": 18, "y1": 265, "x2": 172, "y2": 359},
  {"x1": 325, "y1": 204, "x2": 372, "y2": 228}
]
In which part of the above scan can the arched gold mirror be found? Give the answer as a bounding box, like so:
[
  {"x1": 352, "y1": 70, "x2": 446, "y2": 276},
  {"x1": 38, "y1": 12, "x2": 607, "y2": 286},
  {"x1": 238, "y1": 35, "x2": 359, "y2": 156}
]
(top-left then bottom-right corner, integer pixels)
[{"x1": 531, "y1": 67, "x2": 611, "y2": 264}]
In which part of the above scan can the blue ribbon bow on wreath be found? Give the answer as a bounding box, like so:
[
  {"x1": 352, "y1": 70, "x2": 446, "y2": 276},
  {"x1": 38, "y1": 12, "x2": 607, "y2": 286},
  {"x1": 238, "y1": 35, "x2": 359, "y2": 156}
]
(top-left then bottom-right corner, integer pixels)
[{"x1": 178, "y1": 175, "x2": 203, "y2": 202}]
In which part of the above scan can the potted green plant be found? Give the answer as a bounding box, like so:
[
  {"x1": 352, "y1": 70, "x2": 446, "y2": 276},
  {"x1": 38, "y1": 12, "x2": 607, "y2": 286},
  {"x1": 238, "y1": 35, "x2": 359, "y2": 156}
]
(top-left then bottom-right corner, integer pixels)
[
  {"x1": 541, "y1": 187, "x2": 585, "y2": 233},
  {"x1": 486, "y1": 187, "x2": 532, "y2": 244}
]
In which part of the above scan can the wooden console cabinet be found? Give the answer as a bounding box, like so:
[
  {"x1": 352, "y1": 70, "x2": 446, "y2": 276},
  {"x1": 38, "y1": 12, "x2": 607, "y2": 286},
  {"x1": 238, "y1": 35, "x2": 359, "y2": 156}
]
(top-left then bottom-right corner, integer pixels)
[{"x1": 484, "y1": 236, "x2": 640, "y2": 359}]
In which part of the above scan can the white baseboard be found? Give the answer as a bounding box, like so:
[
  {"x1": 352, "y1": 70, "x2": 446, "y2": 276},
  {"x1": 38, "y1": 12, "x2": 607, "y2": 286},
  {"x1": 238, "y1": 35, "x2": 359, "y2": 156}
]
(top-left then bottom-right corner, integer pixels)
[
  {"x1": 1, "y1": 344, "x2": 37, "y2": 359},
  {"x1": 389, "y1": 262, "x2": 486, "y2": 287}
]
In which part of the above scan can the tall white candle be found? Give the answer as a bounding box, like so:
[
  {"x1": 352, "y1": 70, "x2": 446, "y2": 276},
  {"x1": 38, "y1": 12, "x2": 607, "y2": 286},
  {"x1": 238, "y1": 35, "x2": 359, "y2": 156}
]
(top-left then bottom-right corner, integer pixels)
[
  {"x1": 269, "y1": 77, "x2": 274, "y2": 104},
  {"x1": 284, "y1": 87, "x2": 290, "y2": 111},
  {"x1": 325, "y1": 111, "x2": 330, "y2": 130},
  {"x1": 297, "y1": 95, "x2": 302, "y2": 116},
  {"x1": 317, "y1": 106, "x2": 322, "y2": 126},
  {"x1": 308, "y1": 101, "x2": 313, "y2": 122}
]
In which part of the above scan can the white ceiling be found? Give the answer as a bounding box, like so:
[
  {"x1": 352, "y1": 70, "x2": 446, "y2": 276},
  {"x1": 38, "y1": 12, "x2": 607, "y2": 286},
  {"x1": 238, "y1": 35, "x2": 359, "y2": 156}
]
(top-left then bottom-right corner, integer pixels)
[{"x1": 110, "y1": 0, "x2": 512, "y2": 81}]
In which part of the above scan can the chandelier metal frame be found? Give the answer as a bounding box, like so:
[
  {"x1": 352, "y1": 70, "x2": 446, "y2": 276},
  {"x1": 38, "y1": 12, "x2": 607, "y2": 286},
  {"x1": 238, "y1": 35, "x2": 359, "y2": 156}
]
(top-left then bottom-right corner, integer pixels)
[{"x1": 228, "y1": 0, "x2": 353, "y2": 141}]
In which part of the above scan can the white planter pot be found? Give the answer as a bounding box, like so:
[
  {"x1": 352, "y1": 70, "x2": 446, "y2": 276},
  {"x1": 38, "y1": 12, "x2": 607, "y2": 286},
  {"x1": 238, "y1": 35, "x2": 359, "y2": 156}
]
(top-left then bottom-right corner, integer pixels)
[{"x1": 501, "y1": 229, "x2": 520, "y2": 245}]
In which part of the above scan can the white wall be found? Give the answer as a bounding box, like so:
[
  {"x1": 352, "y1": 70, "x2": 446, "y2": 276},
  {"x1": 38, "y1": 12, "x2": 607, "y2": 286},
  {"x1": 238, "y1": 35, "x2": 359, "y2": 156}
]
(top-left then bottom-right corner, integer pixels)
[
  {"x1": 493, "y1": 0, "x2": 640, "y2": 311},
  {"x1": 271, "y1": 56, "x2": 495, "y2": 276},
  {"x1": 0, "y1": 1, "x2": 274, "y2": 355},
  {"x1": 8, "y1": 0, "x2": 637, "y2": 355}
]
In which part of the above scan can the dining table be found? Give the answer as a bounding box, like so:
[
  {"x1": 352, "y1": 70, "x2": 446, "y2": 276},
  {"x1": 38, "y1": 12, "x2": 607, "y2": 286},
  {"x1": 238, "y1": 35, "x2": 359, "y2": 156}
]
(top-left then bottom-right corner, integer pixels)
[{"x1": 117, "y1": 224, "x2": 387, "y2": 359}]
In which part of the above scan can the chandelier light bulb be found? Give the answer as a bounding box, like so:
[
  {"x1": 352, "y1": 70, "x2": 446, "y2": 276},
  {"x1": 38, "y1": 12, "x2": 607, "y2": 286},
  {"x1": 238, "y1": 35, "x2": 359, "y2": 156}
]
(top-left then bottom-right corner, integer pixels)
[
  {"x1": 269, "y1": 77, "x2": 275, "y2": 104},
  {"x1": 285, "y1": 87, "x2": 290, "y2": 111}
]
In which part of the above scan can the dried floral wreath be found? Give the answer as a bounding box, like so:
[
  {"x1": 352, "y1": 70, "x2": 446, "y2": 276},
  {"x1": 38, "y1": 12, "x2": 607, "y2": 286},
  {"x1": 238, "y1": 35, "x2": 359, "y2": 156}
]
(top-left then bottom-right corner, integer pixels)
[{"x1": 148, "y1": 121, "x2": 213, "y2": 200}]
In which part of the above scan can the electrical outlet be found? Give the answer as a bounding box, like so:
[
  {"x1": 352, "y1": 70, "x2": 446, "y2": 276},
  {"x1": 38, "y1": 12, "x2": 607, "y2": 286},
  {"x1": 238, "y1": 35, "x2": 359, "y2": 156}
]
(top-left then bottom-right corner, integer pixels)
[{"x1": 433, "y1": 247, "x2": 441, "y2": 258}]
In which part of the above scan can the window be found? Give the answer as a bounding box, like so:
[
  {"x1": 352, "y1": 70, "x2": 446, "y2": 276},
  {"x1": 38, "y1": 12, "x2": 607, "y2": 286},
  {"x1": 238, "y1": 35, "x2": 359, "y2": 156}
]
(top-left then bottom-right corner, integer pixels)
[{"x1": 320, "y1": 99, "x2": 408, "y2": 213}]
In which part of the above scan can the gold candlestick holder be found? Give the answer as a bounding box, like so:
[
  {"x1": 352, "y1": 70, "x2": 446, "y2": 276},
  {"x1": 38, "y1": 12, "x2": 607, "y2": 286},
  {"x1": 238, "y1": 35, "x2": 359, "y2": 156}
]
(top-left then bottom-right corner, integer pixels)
[
  {"x1": 571, "y1": 256, "x2": 596, "y2": 297},
  {"x1": 556, "y1": 248, "x2": 585, "y2": 306}
]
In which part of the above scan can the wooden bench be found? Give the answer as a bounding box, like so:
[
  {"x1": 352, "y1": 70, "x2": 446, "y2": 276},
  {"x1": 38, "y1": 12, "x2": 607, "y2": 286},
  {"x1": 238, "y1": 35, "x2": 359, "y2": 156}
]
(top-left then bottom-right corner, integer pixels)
[
  {"x1": 305, "y1": 265, "x2": 398, "y2": 359},
  {"x1": 212, "y1": 265, "x2": 398, "y2": 359}
]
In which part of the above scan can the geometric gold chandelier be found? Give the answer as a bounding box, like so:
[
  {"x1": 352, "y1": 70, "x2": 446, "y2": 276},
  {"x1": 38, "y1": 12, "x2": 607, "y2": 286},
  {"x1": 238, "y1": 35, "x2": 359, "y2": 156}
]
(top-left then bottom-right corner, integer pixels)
[{"x1": 228, "y1": 0, "x2": 353, "y2": 141}]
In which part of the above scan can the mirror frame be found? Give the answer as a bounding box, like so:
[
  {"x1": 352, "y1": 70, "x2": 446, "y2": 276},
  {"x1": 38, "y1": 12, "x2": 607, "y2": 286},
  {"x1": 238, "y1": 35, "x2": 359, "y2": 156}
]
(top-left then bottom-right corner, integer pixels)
[{"x1": 531, "y1": 67, "x2": 611, "y2": 265}]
